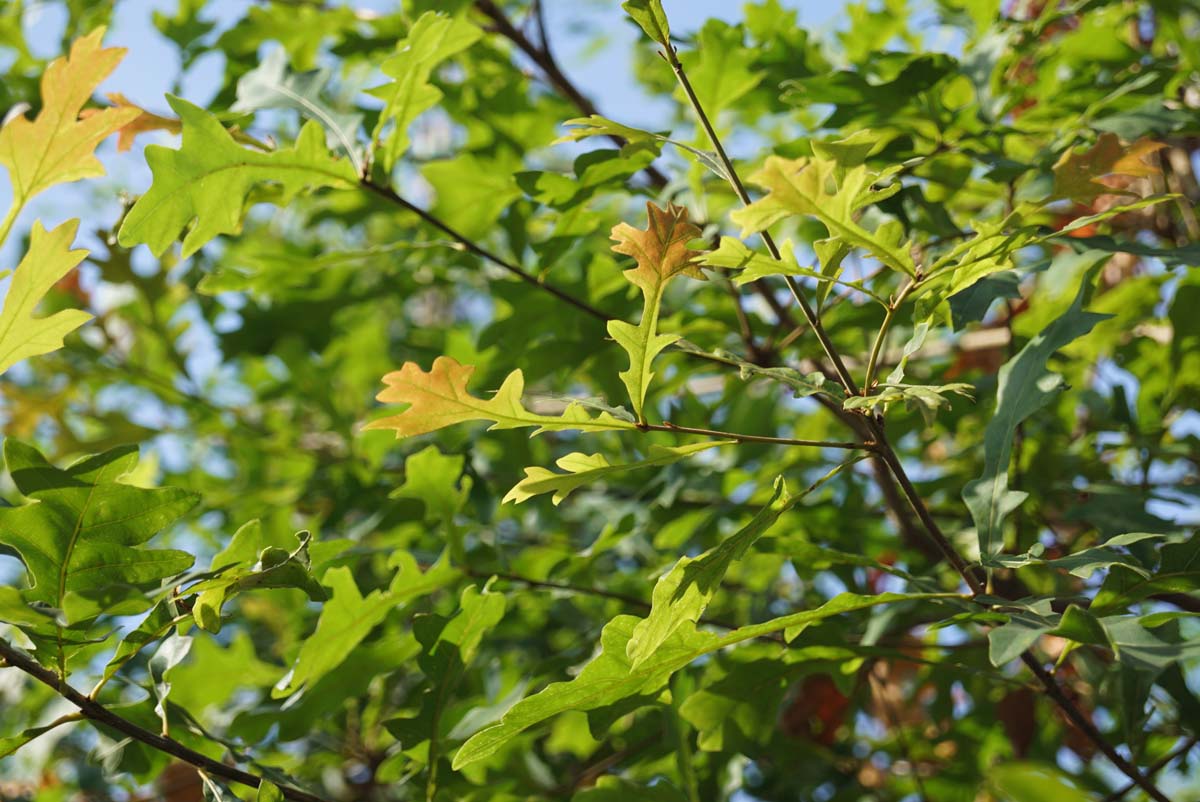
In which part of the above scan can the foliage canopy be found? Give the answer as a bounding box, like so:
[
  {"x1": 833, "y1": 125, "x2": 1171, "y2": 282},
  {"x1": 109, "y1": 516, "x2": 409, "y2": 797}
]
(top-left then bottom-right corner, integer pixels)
[{"x1": 1, "y1": 1, "x2": 1199, "y2": 801}]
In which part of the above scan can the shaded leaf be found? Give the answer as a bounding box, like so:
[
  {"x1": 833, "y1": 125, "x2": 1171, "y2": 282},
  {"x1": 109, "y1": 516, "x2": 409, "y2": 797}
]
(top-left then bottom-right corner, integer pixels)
[
  {"x1": 1052, "y1": 133, "x2": 1166, "y2": 203},
  {"x1": 963, "y1": 282, "x2": 1109, "y2": 555}
]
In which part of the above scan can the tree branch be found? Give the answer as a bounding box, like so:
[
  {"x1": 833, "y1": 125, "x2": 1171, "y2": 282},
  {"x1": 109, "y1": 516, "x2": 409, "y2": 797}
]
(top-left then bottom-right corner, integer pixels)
[{"x1": 0, "y1": 638, "x2": 332, "y2": 802}]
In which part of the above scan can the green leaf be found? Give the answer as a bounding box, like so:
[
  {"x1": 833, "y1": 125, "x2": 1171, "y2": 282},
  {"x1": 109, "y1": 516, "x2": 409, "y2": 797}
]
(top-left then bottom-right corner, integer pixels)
[
  {"x1": 988, "y1": 603, "x2": 1053, "y2": 666},
  {"x1": 504, "y1": 441, "x2": 726, "y2": 506},
  {"x1": 256, "y1": 781, "x2": 284, "y2": 802},
  {"x1": 117, "y1": 95, "x2": 357, "y2": 258},
  {"x1": 231, "y1": 47, "x2": 363, "y2": 172},
  {"x1": 272, "y1": 566, "x2": 396, "y2": 698},
  {"x1": 0, "y1": 219, "x2": 92, "y2": 375},
  {"x1": 573, "y1": 776, "x2": 688, "y2": 801},
  {"x1": 364, "y1": 357, "x2": 638, "y2": 439},
  {"x1": 185, "y1": 523, "x2": 327, "y2": 634},
  {"x1": 385, "y1": 584, "x2": 506, "y2": 770},
  {"x1": 0, "y1": 440, "x2": 197, "y2": 619},
  {"x1": 453, "y1": 591, "x2": 954, "y2": 768},
  {"x1": 626, "y1": 479, "x2": 790, "y2": 668},
  {"x1": 963, "y1": 282, "x2": 1109, "y2": 555},
  {"x1": 988, "y1": 762, "x2": 1094, "y2": 802},
  {"x1": 559, "y1": 115, "x2": 730, "y2": 181},
  {"x1": 368, "y1": 11, "x2": 481, "y2": 172},
  {"x1": 391, "y1": 446, "x2": 471, "y2": 528},
  {"x1": 608, "y1": 202, "x2": 705, "y2": 422},
  {"x1": 1, "y1": 719, "x2": 79, "y2": 759},
  {"x1": 731, "y1": 153, "x2": 913, "y2": 276},
  {"x1": 622, "y1": 0, "x2": 671, "y2": 47}
]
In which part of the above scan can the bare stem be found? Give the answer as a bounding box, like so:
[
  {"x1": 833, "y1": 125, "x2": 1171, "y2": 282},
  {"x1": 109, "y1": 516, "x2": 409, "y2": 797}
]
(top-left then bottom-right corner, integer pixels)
[{"x1": 644, "y1": 420, "x2": 868, "y2": 450}]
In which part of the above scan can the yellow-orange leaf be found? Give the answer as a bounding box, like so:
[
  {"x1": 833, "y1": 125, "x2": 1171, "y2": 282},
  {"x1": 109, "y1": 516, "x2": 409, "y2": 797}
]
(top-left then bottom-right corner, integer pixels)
[
  {"x1": 364, "y1": 356, "x2": 636, "y2": 439},
  {"x1": 608, "y1": 202, "x2": 704, "y2": 421},
  {"x1": 0, "y1": 28, "x2": 139, "y2": 206},
  {"x1": 82, "y1": 93, "x2": 182, "y2": 152},
  {"x1": 1052, "y1": 133, "x2": 1166, "y2": 204}
]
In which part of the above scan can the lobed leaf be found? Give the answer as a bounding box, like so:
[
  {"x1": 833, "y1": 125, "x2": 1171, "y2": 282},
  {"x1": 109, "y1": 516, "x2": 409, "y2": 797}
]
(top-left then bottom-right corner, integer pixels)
[
  {"x1": 0, "y1": 220, "x2": 92, "y2": 375},
  {"x1": 504, "y1": 441, "x2": 727, "y2": 506},
  {"x1": 365, "y1": 356, "x2": 638, "y2": 439},
  {"x1": 117, "y1": 95, "x2": 357, "y2": 258},
  {"x1": 0, "y1": 27, "x2": 139, "y2": 207},
  {"x1": 609, "y1": 202, "x2": 705, "y2": 422}
]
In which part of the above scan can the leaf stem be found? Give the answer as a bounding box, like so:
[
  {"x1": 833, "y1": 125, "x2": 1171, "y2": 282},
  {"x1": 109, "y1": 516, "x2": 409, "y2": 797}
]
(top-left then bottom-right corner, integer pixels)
[
  {"x1": 863, "y1": 280, "x2": 915, "y2": 391},
  {"x1": 643, "y1": 420, "x2": 868, "y2": 450},
  {"x1": 0, "y1": 201, "x2": 21, "y2": 250},
  {"x1": 0, "y1": 638, "x2": 332, "y2": 802},
  {"x1": 659, "y1": 45, "x2": 860, "y2": 396}
]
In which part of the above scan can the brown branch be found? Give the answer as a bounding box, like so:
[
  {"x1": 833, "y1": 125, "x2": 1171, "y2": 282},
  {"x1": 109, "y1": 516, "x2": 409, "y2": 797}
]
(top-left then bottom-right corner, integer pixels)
[
  {"x1": 0, "y1": 639, "x2": 331, "y2": 802},
  {"x1": 1100, "y1": 736, "x2": 1198, "y2": 802},
  {"x1": 359, "y1": 177, "x2": 611, "y2": 323},
  {"x1": 472, "y1": 0, "x2": 670, "y2": 191}
]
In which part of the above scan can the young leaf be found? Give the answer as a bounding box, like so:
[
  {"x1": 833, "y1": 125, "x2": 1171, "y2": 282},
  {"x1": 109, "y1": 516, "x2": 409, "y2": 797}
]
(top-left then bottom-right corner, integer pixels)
[
  {"x1": 91, "y1": 92, "x2": 182, "y2": 151},
  {"x1": 609, "y1": 202, "x2": 705, "y2": 422},
  {"x1": 503, "y1": 441, "x2": 727, "y2": 506},
  {"x1": 231, "y1": 47, "x2": 363, "y2": 171},
  {"x1": 625, "y1": 479, "x2": 791, "y2": 668},
  {"x1": 622, "y1": 0, "x2": 671, "y2": 47},
  {"x1": 0, "y1": 440, "x2": 197, "y2": 619},
  {"x1": 1052, "y1": 133, "x2": 1166, "y2": 203},
  {"x1": 963, "y1": 283, "x2": 1110, "y2": 556},
  {"x1": 453, "y1": 592, "x2": 954, "y2": 768},
  {"x1": 0, "y1": 220, "x2": 92, "y2": 375},
  {"x1": 842, "y1": 382, "x2": 974, "y2": 426},
  {"x1": 559, "y1": 115, "x2": 731, "y2": 181},
  {"x1": 117, "y1": 95, "x2": 357, "y2": 258},
  {"x1": 0, "y1": 28, "x2": 139, "y2": 211},
  {"x1": 731, "y1": 155, "x2": 914, "y2": 276},
  {"x1": 368, "y1": 11, "x2": 481, "y2": 172},
  {"x1": 697, "y1": 236, "x2": 885, "y2": 303},
  {"x1": 364, "y1": 356, "x2": 638, "y2": 439}
]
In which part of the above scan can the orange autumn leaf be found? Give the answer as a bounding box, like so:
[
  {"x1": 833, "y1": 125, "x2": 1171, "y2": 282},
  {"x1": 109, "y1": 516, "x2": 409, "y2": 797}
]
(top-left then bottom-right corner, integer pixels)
[
  {"x1": 1052, "y1": 132, "x2": 1166, "y2": 204},
  {"x1": 0, "y1": 28, "x2": 140, "y2": 206},
  {"x1": 364, "y1": 356, "x2": 635, "y2": 439},
  {"x1": 81, "y1": 93, "x2": 182, "y2": 152},
  {"x1": 607, "y1": 202, "x2": 704, "y2": 421}
]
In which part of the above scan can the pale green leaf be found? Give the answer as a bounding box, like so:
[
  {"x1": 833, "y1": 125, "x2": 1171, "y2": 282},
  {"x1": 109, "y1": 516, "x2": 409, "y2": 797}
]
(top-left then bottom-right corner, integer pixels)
[
  {"x1": 731, "y1": 154, "x2": 914, "y2": 276},
  {"x1": 504, "y1": 441, "x2": 727, "y2": 506},
  {"x1": 368, "y1": 11, "x2": 481, "y2": 171},
  {"x1": 0, "y1": 220, "x2": 92, "y2": 374},
  {"x1": 622, "y1": 0, "x2": 671, "y2": 47},
  {"x1": 453, "y1": 591, "x2": 955, "y2": 768}
]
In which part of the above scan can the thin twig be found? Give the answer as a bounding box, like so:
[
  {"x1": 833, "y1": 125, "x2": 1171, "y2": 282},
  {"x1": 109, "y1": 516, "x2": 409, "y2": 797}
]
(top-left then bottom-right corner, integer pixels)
[
  {"x1": 359, "y1": 178, "x2": 610, "y2": 322},
  {"x1": 644, "y1": 420, "x2": 868, "y2": 450},
  {"x1": 660, "y1": 45, "x2": 860, "y2": 396},
  {"x1": 1100, "y1": 737, "x2": 1197, "y2": 802},
  {"x1": 0, "y1": 638, "x2": 332, "y2": 802}
]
